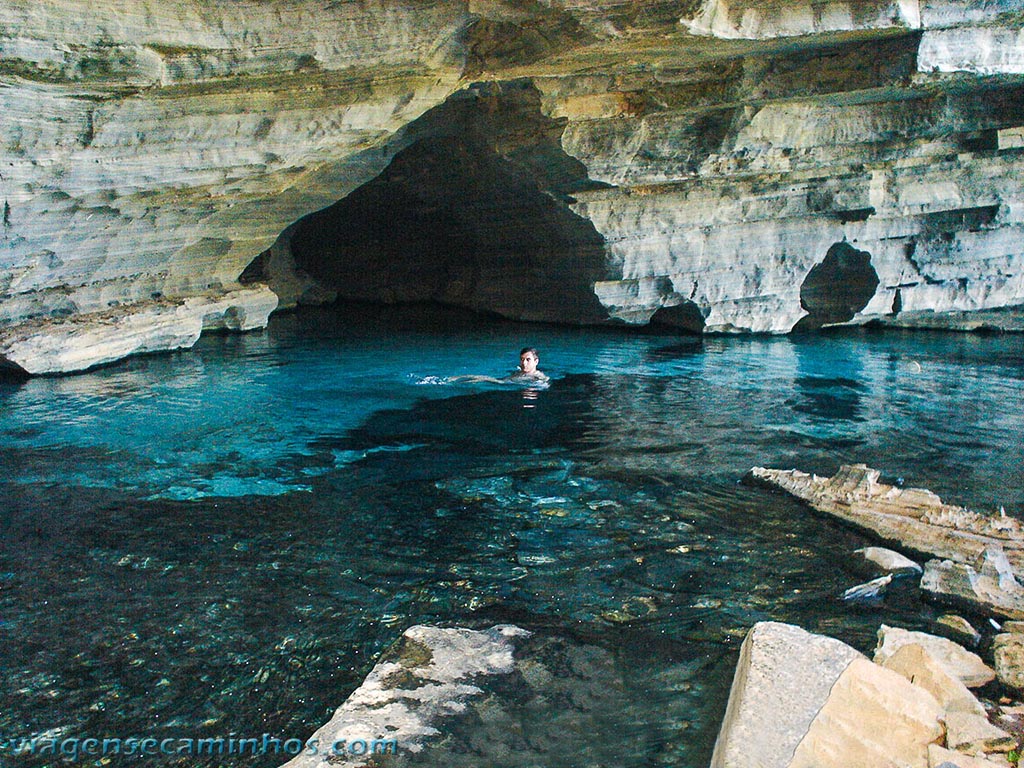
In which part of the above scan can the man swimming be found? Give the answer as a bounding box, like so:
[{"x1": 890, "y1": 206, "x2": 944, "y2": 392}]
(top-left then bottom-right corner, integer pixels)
[
  {"x1": 508, "y1": 347, "x2": 548, "y2": 383},
  {"x1": 451, "y1": 347, "x2": 549, "y2": 385}
]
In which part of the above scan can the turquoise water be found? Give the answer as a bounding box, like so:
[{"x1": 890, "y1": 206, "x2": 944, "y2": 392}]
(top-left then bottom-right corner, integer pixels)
[{"x1": 1, "y1": 305, "x2": 1023, "y2": 767}]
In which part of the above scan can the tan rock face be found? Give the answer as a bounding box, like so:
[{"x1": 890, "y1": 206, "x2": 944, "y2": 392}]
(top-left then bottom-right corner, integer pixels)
[
  {"x1": 881, "y1": 643, "x2": 986, "y2": 717},
  {"x1": 873, "y1": 625, "x2": 996, "y2": 689},
  {"x1": 992, "y1": 632, "x2": 1024, "y2": 695},
  {"x1": 710, "y1": 621, "x2": 863, "y2": 768},
  {"x1": 3, "y1": 1, "x2": 1024, "y2": 371},
  {"x1": 789, "y1": 657, "x2": 944, "y2": 768}
]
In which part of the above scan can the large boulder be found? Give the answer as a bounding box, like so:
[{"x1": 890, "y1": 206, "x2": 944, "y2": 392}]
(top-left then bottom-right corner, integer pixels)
[{"x1": 712, "y1": 621, "x2": 944, "y2": 768}]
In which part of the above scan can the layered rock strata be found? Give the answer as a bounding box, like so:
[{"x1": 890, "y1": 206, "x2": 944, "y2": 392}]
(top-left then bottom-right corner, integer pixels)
[
  {"x1": 746, "y1": 464, "x2": 1024, "y2": 573},
  {"x1": 3, "y1": 2, "x2": 1024, "y2": 371}
]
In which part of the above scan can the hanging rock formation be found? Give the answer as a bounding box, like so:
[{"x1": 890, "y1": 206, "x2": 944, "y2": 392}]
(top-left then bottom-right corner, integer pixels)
[{"x1": 3, "y1": 1, "x2": 1024, "y2": 372}]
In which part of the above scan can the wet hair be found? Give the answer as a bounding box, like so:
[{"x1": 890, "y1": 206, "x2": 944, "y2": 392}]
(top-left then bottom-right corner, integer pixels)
[{"x1": 519, "y1": 347, "x2": 538, "y2": 359}]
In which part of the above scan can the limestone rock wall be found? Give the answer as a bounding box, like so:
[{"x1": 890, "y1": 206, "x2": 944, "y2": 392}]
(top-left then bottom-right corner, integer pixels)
[{"x1": 2, "y1": 1, "x2": 1024, "y2": 371}]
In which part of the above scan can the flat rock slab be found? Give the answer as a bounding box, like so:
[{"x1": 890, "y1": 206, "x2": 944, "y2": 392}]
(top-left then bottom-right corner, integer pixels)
[
  {"x1": 0, "y1": 286, "x2": 278, "y2": 375},
  {"x1": 746, "y1": 464, "x2": 1024, "y2": 575}
]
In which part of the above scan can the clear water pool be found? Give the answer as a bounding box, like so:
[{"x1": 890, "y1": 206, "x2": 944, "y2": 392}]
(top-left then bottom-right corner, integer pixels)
[{"x1": 1, "y1": 304, "x2": 1022, "y2": 767}]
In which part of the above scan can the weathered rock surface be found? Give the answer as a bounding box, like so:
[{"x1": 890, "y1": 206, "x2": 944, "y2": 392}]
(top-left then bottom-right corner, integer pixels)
[
  {"x1": 3, "y1": 1, "x2": 1024, "y2": 371},
  {"x1": 945, "y1": 711, "x2": 1017, "y2": 756},
  {"x1": 992, "y1": 632, "x2": 1024, "y2": 695},
  {"x1": 788, "y1": 656, "x2": 944, "y2": 768},
  {"x1": 746, "y1": 465, "x2": 1024, "y2": 575},
  {"x1": 928, "y1": 744, "x2": 1013, "y2": 768},
  {"x1": 873, "y1": 625, "x2": 996, "y2": 688},
  {"x1": 0, "y1": 286, "x2": 277, "y2": 374},
  {"x1": 936, "y1": 615, "x2": 983, "y2": 649},
  {"x1": 921, "y1": 549, "x2": 1024, "y2": 620},
  {"x1": 711, "y1": 621, "x2": 947, "y2": 768},
  {"x1": 881, "y1": 643, "x2": 987, "y2": 717},
  {"x1": 710, "y1": 621, "x2": 863, "y2": 768},
  {"x1": 281, "y1": 624, "x2": 529, "y2": 768}
]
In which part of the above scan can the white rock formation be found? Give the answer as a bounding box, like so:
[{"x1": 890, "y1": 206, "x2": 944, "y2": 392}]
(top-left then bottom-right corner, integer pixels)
[
  {"x1": 3, "y1": 1, "x2": 1024, "y2": 372},
  {"x1": 0, "y1": 286, "x2": 277, "y2": 374}
]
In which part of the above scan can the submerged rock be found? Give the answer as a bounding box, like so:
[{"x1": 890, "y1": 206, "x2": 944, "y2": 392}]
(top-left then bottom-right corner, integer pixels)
[
  {"x1": 746, "y1": 465, "x2": 1024, "y2": 575},
  {"x1": 281, "y1": 624, "x2": 529, "y2": 768}
]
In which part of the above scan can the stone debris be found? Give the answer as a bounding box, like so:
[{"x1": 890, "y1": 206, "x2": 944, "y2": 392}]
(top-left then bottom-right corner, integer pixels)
[
  {"x1": 842, "y1": 573, "x2": 893, "y2": 601},
  {"x1": 993, "y1": 632, "x2": 1024, "y2": 696},
  {"x1": 746, "y1": 466, "x2": 1024, "y2": 575},
  {"x1": 936, "y1": 615, "x2": 983, "y2": 650},
  {"x1": 945, "y1": 711, "x2": 1016, "y2": 756}
]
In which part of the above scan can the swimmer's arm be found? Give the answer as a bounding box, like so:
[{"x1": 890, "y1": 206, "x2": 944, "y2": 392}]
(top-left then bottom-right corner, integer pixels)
[{"x1": 449, "y1": 374, "x2": 507, "y2": 384}]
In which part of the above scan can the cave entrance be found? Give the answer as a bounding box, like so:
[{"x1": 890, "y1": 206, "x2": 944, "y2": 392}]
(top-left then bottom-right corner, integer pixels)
[
  {"x1": 796, "y1": 241, "x2": 880, "y2": 330},
  {"x1": 285, "y1": 80, "x2": 611, "y2": 324}
]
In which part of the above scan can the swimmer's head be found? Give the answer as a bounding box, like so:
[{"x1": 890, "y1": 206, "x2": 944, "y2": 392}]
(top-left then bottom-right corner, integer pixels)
[{"x1": 519, "y1": 347, "x2": 539, "y2": 374}]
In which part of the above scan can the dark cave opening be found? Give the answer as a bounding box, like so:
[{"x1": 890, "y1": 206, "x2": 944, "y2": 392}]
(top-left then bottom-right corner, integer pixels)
[
  {"x1": 796, "y1": 241, "x2": 880, "y2": 331},
  {"x1": 286, "y1": 80, "x2": 612, "y2": 325}
]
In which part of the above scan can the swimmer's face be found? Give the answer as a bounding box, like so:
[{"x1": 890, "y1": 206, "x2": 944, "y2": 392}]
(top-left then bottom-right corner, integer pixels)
[{"x1": 519, "y1": 351, "x2": 539, "y2": 374}]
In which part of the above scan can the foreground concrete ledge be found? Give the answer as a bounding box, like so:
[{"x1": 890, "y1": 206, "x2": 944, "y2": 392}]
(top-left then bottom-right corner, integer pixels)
[
  {"x1": 0, "y1": 286, "x2": 278, "y2": 375},
  {"x1": 281, "y1": 624, "x2": 530, "y2": 768}
]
